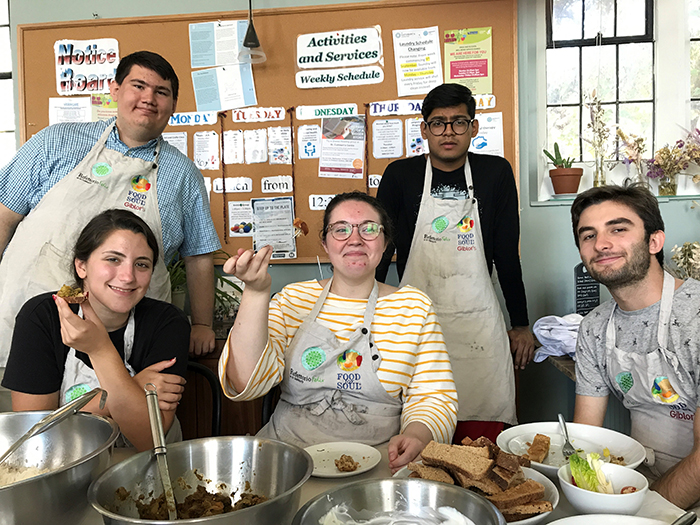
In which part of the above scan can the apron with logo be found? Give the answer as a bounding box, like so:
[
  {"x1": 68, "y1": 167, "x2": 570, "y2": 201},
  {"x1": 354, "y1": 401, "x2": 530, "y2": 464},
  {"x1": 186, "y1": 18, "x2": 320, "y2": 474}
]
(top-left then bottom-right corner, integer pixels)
[
  {"x1": 606, "y1": 271, "x2": 694, "y2": 477},
  {"x1": 59, "y1": 305, "x2": 181, "y2": 444},
  {"x1": 0, "y1": 122, "x2": 170, "y2": 366},
  {"x1": 258, "y1": 278, "x2": 403, "y2": 448},
  {"x1": 399, "y1": 157, "x2": 516, "y2": 424}
]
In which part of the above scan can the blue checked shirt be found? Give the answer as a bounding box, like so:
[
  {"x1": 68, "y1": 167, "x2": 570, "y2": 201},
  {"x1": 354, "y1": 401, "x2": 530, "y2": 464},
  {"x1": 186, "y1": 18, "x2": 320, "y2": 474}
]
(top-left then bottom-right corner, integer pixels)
[{"x1": 0, "y1": 118, "x2": 220, "y2": 262}]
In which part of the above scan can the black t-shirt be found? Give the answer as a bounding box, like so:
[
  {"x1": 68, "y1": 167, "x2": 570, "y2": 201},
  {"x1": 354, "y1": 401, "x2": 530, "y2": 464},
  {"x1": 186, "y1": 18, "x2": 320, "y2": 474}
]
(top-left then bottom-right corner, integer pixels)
[
  {"x1": 2, "y1": 292, "x2": 190, "y2": 395},
  {"x1": 375, "y1": 153, "x2": 529, "y2": 327}
]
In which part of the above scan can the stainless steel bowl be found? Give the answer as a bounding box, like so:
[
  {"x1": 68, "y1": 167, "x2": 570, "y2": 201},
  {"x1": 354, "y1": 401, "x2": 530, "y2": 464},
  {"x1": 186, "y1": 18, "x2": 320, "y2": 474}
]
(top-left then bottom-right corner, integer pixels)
[
  {"x1": 0, "y1": 410, "x2": 120, "y2": 525},
  {"x1": 89, "y1": 435, "x2": 313, "y2": 525},
  {"x1": 292, "y1": 478, "x2": 507, "y2": 525}
]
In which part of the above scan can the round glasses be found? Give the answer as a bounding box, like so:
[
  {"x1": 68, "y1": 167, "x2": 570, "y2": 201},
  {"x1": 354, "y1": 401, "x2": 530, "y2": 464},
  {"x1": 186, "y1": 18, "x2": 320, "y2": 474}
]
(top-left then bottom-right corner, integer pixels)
[
  {"x1": 425, "y1": 118, "x2": 474, "y2": 136},
  {"x1": 326, "y1": 221, "x2": 384, "y2": 241}
]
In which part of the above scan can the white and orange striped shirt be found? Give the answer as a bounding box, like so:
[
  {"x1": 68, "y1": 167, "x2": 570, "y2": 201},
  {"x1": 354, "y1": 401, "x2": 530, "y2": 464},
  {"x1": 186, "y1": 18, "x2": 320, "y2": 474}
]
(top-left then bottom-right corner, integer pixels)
[{"x1": 218, "y1": 280, "x2": 457, "y2": 443}]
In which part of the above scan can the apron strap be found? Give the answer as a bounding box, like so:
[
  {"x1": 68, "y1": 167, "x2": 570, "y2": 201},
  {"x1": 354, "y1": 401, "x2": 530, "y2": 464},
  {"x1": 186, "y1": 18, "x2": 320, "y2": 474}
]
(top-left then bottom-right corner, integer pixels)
[{"x1": 308, "y1": 277, "x2": 380, "y2": 327}]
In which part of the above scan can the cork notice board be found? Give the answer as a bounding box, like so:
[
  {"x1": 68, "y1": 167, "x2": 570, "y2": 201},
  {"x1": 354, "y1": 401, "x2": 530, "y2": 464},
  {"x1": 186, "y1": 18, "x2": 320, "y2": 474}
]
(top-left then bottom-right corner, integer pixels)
[{"x1": 17, "y1": 0, "x2": 518, "y2": 264}]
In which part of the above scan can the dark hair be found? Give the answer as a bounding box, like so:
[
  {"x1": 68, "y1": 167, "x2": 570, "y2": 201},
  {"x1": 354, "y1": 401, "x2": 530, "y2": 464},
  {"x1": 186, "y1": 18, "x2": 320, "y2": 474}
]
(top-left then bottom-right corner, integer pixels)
[
  {"x1": 421, "y1": 83, "x2": 476, "y2": 121},
  {"x1": 321, "y1": 191, "x2": 393, "y2": 246},
  {"x1": 73, "y1": 209, "x2": 159, "y2": 286},
  {"x1": 571, "y1": 183, "x2": 665, "y2": 265},
  {"x1": 115, "y1": 51, "x2": 179, "y2": 100}
]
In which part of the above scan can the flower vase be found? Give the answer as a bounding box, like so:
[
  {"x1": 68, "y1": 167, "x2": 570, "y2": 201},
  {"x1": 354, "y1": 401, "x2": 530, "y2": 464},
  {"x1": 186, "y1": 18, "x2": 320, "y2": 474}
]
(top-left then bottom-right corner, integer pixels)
[
  {"x1": 593, "y1": 156, "x2": 606, "y2": 187},
  {"x1": 635, "y1": 163, "x2": 650, "y2": 188},
  {"x1": 658, "y1": 174, "x2": 678, "y2": 196}
]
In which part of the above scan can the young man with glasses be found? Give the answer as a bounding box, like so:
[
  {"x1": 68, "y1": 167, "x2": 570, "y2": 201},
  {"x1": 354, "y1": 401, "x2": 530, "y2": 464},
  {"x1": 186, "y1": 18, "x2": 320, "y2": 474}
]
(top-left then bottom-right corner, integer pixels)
[{"x1": 376, "y1": 83, "x2": 533, "y2": 443}]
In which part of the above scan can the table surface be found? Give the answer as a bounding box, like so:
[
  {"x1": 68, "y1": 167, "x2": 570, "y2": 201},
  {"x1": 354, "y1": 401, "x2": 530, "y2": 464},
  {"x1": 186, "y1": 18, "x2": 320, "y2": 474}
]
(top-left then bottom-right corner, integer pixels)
[{"x1": 82, "y1": 443, "x2": 685, "y2": 525}]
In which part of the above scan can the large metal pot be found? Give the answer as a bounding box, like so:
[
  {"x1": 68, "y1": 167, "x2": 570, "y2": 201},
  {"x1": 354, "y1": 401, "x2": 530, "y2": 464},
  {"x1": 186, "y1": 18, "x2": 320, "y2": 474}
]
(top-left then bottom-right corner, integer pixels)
[
  {"x1": 293, "y1": 478, "x2": 507, "y2": 525},
  {"x1": 0, "y1": 410, "x2": 120, "y2": 525},
  {"x1": 89, "y1": 436, "x2": 313, "y2": 525}
]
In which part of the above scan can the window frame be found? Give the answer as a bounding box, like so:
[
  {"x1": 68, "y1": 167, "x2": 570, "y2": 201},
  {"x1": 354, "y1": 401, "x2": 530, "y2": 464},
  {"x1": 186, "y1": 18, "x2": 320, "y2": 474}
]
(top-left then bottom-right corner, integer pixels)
[{"x1": 545, "y1": 0, "x2": 656, "y2": 163}]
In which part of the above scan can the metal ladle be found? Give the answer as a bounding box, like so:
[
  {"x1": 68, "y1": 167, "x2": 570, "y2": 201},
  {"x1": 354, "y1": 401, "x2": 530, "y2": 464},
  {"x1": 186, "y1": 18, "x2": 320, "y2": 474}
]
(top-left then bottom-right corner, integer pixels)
[
  {"x1": 0, "y1": 387, "x2": 107, "y2": 467},
  {"x1": 145, "y1": 383, "x2": 178, "y2": 520}
]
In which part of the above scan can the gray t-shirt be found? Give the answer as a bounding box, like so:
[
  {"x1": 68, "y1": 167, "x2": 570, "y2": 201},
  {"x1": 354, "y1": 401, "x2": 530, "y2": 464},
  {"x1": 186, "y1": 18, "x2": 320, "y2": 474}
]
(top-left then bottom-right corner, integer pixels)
[{"x1": 575, "y1": 278, "x2": 700, "y2": 405}]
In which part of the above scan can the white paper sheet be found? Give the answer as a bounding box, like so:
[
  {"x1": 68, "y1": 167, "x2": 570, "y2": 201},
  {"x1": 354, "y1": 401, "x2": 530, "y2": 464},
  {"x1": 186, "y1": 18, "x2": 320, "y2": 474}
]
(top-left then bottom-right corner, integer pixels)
[
  {"x1": 223, "y1": 129, "x2": 244, "y2": 164},
  {"x1": 244, "y1": 128, "x2": 268, "y2": 164},
  {"x1": 228, "y1": 200, "x2": 254, "y2": 237},
  {"x1": 469, "y1": 112, "x2": 504, "y2": 157},
  {"x1": 48, "y1": 97, "x2": 91, "y2": 125},
  {"x1": 189, "y1": 20, "x2": 247, "y2": 68},
  {"x1": 298, "y1": 125, "x2": 322, "y2": 159},
  {"x1": 267, "y1": 126, "x2": 292, "y2": 165},
  {"x1": 191, "y1": 65, "x2": 257, "y2": 112},
  {"x1": 392, "y1": 26, "x2": 443, "y2": 97},
  {"x1": 251, "y1": 196, "x2": 296, "y2": 259},
  {"x1": 193, "y1": 130, "x2": 220, "y2": 170},
  {"x1": 405, "y1": 117, "x2": 427, "y2": 157},
  {"x1": 162, "y1": 132, "x2": 188, "y2": 156},
  {"x1": 319, "y1": 116, "x2": 365, "y2": 179},
  {"x1": 372, "y1": 119, "x2": 403, "y2": 159}
]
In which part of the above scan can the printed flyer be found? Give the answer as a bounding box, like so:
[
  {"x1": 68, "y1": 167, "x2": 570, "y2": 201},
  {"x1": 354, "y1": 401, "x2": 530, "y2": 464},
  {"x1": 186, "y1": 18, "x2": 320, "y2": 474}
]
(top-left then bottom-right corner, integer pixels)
[
  {"x1": 392, "y1": 26, "x2": 442, "y2": 97},
  {"x1": 319, "y1": 116, "x2": 365, "y2": 179},
  {"x1": 443, "y1": 27, "x2": 493, "y2": 94}
]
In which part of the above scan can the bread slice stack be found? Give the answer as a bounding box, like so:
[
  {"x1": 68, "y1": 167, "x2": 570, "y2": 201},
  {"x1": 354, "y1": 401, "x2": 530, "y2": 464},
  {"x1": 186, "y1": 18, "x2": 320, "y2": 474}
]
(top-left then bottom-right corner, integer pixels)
[{"x1": 409, "y1": 436, "x2": 553, "y2": 523}]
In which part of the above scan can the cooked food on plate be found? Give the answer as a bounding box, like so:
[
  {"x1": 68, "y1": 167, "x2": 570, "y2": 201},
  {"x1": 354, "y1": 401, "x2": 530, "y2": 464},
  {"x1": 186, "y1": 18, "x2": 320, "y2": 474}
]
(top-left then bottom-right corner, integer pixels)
[
  {"x1": 412, "y1": 437, "x2": 552, "y2": 522},
  {"x1": 335, "y1": 454, "x2": 359, "y2": 472},
  {"x1": 526, "y1": 434, "x2": 550, "y2": 463}
]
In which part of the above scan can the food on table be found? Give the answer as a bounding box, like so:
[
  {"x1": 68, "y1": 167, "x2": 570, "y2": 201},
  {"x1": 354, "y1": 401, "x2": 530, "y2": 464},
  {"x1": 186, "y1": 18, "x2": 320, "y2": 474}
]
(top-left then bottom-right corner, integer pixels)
[
  {"x1": 56, "y1": 284, "x2": 86, "y2": 304},
  {"x1": 293, "y1": 218, "x2": 309, "y2": 238},
  {"x1": 569, "y1": 452, "x2": 613, "y2": 494},
  {"x1": 525, "y1": 434, "x2": 550, "y2": 463},
  {"x1": 413, "y1": 437, "x2": 552, "y2": 522},
  {"x1": 621, "y1": 486, "x2": 638, "y2": 494},
  {"x1": 335, "y1": 454, "x2": 360, "y2": 472},
  {"x1": 603, "y1": 447, "x2": 626, "y2": 465},
  {"x1": 0, "y1": 463, "x2": 50, "y2": 487}
]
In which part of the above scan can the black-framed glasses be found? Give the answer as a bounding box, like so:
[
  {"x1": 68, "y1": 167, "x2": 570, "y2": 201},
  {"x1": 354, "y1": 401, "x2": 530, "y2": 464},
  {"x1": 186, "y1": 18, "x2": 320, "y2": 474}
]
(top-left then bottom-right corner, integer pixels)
[
  {"x1": 326, "y1": 221, "x2": 384, "y2": 241},
  {"x1": 425, "y1": 118, "x2": 474, "y2": 136}
]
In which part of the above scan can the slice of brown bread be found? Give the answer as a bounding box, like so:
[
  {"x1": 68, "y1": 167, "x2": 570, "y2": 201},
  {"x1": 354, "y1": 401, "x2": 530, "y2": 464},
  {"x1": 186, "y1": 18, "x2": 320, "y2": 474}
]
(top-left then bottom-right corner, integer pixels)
[
  {"x1": 421, "y1": 441, "x2": 494, "y2": 480},
  {"x1": 496, "y1": 450, "x2": 521, "y2": 473},
  {"x1": 408, "y1": 471, "x2": 421, "y2": 478},
  {"x1": 407, "y1": 462, "x2": 455, "y2": 484},
  {"x1": 486, "y1": 479, "x2": 545, "y2": 510},
  {"x1": 460, "y1": 436, "x2": 474, "y2": 446},
  {"x1": 468, "y1": 436, "x2": 500, "y2": 457},
  {"x1": 490, "y1": 465, "x2": 525, "y2": 491},
  {"x1": 517, "y1": 455, "x2": 531, "y2": 468},
  {"x1": 501, "y1": 500, "x2": 553, "y2": 522},
  {"x1": 453, "y1": 471, "x2": 502, "y2": 495},
  {"x1": 527, "y1": 434, "x2": 551, "y2": 463}
]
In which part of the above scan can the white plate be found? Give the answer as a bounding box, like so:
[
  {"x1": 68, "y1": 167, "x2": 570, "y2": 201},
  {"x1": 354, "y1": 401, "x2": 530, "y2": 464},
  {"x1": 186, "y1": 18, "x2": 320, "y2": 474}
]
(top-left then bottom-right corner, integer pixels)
[
  {"x1": 304, "y1": 442, "x2": 381, "y2": 478},
  {"x1": 393, "y1": 464, "x2": 558, "y2": 525},
  {"x1": 548, "y1": 516, "x2": 667, "y2": 525},
  {"x1": 496, "y1": 422, "x2": 646, "y2": 477}
]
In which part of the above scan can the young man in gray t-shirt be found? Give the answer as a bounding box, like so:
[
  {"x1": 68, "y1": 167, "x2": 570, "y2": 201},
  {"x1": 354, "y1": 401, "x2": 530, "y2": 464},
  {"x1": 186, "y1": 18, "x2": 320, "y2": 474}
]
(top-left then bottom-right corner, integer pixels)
[{"x1": 571, "y1": 184, "x2": 700, "y2": 510}]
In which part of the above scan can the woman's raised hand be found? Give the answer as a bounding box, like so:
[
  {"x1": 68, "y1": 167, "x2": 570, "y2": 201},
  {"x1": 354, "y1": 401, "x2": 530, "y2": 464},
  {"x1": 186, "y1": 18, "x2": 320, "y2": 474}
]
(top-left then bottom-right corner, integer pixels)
[
  {"x1": 223, "y1": 245, "x2": 273, "y2": 292},
  {"x1": 54, "y1": 294, "x2": 112, "y2": 355}
]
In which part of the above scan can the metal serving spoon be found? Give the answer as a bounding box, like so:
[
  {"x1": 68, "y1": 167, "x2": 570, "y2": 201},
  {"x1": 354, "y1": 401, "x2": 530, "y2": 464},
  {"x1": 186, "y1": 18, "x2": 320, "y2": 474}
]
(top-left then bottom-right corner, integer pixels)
[
  {"x1": 0, "y1": 387, "x2": 107, "y2": 467},
  {"x1": 558, "y1": 413, "x2": 577, "y2": 459}
]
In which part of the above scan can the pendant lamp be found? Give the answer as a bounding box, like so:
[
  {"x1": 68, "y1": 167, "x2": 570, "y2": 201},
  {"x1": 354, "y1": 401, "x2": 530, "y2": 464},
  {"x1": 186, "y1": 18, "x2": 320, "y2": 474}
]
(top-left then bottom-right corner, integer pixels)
[{"x1": 238, "y1": 0, "x2": 266, "y2": 64}]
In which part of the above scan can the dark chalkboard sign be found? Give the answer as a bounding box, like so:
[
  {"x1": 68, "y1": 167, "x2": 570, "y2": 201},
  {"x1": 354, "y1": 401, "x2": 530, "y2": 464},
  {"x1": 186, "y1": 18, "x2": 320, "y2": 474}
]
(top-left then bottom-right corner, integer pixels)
[{"x1": 575, "y1": 262, "x2": 600, "y2": 316}]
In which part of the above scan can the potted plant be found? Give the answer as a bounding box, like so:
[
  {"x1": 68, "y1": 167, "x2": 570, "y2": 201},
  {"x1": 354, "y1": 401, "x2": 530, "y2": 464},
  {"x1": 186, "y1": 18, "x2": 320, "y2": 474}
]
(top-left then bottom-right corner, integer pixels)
[
  {"x1": 544, "y1": 142, "x2": 583, "y2": 194},
  {"x1": 166, "y1": 252, "x2": 188, "y2": 310}
]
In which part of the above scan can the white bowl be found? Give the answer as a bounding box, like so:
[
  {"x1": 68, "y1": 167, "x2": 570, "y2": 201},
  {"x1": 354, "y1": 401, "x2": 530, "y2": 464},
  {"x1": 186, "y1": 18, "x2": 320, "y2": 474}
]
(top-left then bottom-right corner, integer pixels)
[
  {"x1": 549, "y1": 516, "x2": 666, "y2": 525},
  {"x1": 557, "y1": 462, "x2": 648, "y2": 515}
]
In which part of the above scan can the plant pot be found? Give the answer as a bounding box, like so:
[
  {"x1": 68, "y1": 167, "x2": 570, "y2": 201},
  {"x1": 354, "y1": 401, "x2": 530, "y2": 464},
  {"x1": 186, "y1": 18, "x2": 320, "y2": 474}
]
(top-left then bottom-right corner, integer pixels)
[{"x1": 549, "y1": 167, "x2": 583, "y2": 194}]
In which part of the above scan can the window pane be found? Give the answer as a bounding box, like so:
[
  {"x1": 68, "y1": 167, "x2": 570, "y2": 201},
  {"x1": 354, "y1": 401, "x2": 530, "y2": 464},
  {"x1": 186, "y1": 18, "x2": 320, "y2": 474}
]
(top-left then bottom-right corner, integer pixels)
[
  {"x1": 552, "y1": 0, "x2": 582, "y2": 41},
  {"x1": 0, "y1": 131, "x2": 15, "y2": 169},
  {"x1": 582, "y1": 45, "x2": 616, "y2": 103},
  {"x1": 547, "y1": 48, "x2": 580, "y2": 104},
  {"x1": 619, "y1": 43, "x2": 653, "y2": 101},
  {"x1": 547, "y1": 106, "x2": 581, "y2": 160},
  {"x1": 0, "y1": 79, "x2": 14, "y2": 131},
  {"x1": 619, "y1": 102, "x2": 653, "y2": 159},
  {"x1": 584, "y1": 0, "x2": 614, "y2": 39},
  {"x1": 692, "y1": 101, "x2": 700, "y2": 126},
  {"x1": 692, "y1": 41, "x2": 700, "y2": 99},
  {"x1": 0, "y1": 27, "x2": 9, "y2": 73},
  {"x1": 690, "y1": 0, "x2": 700, "y2": 38},
  {"x1": 582, "y1": 103, "x2": 615, "y2": 161},
  {"x1": 617, "y1": 0, "x2": 647, "y2": 37}
]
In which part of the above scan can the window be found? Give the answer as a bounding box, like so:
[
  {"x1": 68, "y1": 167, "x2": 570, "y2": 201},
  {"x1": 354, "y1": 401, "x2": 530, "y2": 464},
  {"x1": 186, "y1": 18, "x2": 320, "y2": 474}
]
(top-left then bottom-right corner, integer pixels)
[
  {"x1": 691, "y1": 0, "x2": 700, "y2": 123},
  {"x1": 545, "y1": 0, "x2": 654, "y2": 163},
  {"x1": 0, "y1": 0, "x2": 13, "y2": 168}
]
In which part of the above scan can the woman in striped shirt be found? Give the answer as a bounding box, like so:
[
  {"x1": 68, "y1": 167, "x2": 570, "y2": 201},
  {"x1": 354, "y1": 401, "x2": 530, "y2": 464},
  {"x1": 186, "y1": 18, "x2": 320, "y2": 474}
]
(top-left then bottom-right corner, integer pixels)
[{"x1": 218, "y1": 191, "x2": 457, "y2": 473}]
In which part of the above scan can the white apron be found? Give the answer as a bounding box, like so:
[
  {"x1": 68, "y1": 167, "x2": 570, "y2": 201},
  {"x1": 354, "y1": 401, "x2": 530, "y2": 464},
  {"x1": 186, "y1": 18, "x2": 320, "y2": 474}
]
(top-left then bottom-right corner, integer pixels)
[
  {"x1": 399, "y1": 157, "x2": 517, "y2": 424},
  {"x1": 258, "y1": 278, "x2": 403, "y2": 448},
  {"x1": 0, "y1": 122, "x2": 170, "y2": 366},
  {"x1": 606, "y1": 271, "x2": 694, "y2": 477},
  {"x1": 59, "y1": 306, "x2": 182, "y2": 445}
]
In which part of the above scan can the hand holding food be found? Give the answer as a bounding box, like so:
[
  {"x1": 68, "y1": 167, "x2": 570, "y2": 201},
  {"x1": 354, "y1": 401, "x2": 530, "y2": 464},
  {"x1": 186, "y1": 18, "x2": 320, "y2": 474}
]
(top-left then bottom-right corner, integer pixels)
[
  {"x1": 222, "y1": 246, "x2": 273, "y2": 293},
  {"x1": 54, "y1": 294, "x2": 111, "y2": 355}
]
